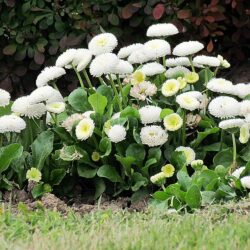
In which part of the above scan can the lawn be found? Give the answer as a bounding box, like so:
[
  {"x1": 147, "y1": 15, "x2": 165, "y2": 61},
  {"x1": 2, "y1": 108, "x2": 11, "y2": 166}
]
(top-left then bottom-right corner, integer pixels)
[{"x1": 0, "y1": 201, "x2": 250, "y2": 250}]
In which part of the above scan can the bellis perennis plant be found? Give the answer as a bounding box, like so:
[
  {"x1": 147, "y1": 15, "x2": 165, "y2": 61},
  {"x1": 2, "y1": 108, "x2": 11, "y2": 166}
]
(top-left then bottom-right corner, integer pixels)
[{"x1": 0, "y1": 23, "x2": 250, "y2": 210}]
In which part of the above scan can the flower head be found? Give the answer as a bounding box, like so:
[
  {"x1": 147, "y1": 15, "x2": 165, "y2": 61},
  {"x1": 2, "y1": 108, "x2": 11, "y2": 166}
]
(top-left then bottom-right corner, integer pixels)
[
  {"x1": 75, "y1": 118, "x2": 95, "y2": 140},
  {"x1": 46, "y1": 102, "x2": 65, "y2": 114},
  {"x1": 217, "y1": 55, "x2": 230, "y2": 68},
  {"x1": 175, "y1": 146, "x2": 195, "y2": 165},
  {"x1": 146, "y1": 23, "x2": 179, "y2": 37},
  {"x1": 111, "y1": 59, "x2": 133, "y2": 75},
  {"x1": 184, "y1": 72, "x2": 199, "y2": 84},
  {"x1": 140, "y1": 125, "x2": 168, "y2": 147},
  {"x1": 128, "y1": 48, "x2": 152, "y2": 64},
  {"x1": 118, "y1": 43, "x2": 143, "y2": 59},
  {"x1": 161, "y1": 164, "x2": 175, "y2": 177},
  {"x1": 176, "y1": 93, "x2": 200, "y2": 111},
  {"x1": 241, "y1": 176, "x2": 250, "y2": 189},
  {"x1": 89, "y1": 53, "x2": 119, "y2": 77},
  {"x1": 191, "y1": 160, "x2": 204, "y2": 170},
  {"x1": 193, "y1": 55, "x2": 220, "y2": 67},
  {"x1": 36, "y1": 66, "x2": 66, "y2": 87},
  {"x1": 0, "y1": 115, "x2": 26, "y2": 133},
  {"x1": 0, "y1": 89, "x2": 10, "y2": 107},
  {"x1": 56, "y1": 49, "x2": 77, "y2": 68},
  {"x1": 240, "y1": 100, "x2": 250, "y2": 116},
  {"x1": 150, "y1": 172, "x2": 166, "y2": 184},
  {"x1": 62, "y1": 113, "x2": 85, "y2": 132},
  {"x1": 144, "y1": 39, "x2": 171, "y2": 59},
  {"x1": 130, "y1": 81, "x2": 157, "y2": 100},
  {"x1": 74, "y1": 49, "x2": 92, "y2": 71},
  {"x1": 208, "y1": 96, "x2": 240, "y2": 119},
  {"x1": 166, "y1": 57, "x2": 191, "y2": 67},
  {"x1": 232, "y1": 166, "x2": 245, "y2": 179},
  {"x1": 141, "y1": 62, "x2": 165, "y2": 76},
  {"x1": 219, "y1": 119, "x2": 245, "y2": 130},
  {"x1": 139, "y1": 105, "x2": 162, "y2": 124},
  {"x1": 107, "y1": 125, "x2": 126, "y2": 143},
  {"x1": 131, "y1": 70, "x2": 146, "y2": 85},
  {"x1": 88, "y1": 33, "x2": 118, "y2": 55},
  {"x1": 177, "y1": 77, "x2": 187, "y2": 89},
  {"x1": 239, "y1": 124, "x2": 250, "y2": 144},
  {"x1": 173, "y1": 41, "x2": 204, "y2": 56},
  {"x1": 26, "y1": 168, "x2": 42, "y2": 182},
  {"x1": 163, "y1": 113, "x2": 183, "y2": 131},
  {"x1": 165, "y1": 66, "x2": 190, "y2": 78},
  {"x1": 162, "y1": 79, "x2": 180, "y2": 97},
  {"x1": 207, "y1": 78, "x2": 233, "y2": 94}
]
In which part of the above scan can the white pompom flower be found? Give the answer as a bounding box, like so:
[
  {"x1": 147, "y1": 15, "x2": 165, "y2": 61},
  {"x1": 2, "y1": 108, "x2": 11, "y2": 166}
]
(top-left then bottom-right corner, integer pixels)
[
  {"x1": 208, "y1": 96, "x2": 240, "y2": 119},
  {"x1": 163, "y1": 113, "x2": 183, "y2": 131},
  {"x1": 130, "y1": 81, "x2": 157, "y2": 101},
  {"x1": 88, "y1": 33, "x2": 118, "y2": 55},
  {"x1": 46, "y1": 102, "x2": 65, "y2": 114},
  {"x1": 139, "y1": 106, "x2": 162, "y2": 124},
  {"x1": 12, "y1": 96, "x2": 46, "y2": 119},
  {"x1": 241, "y1": 176, "x2": 250, "y2": 189},
  {"x1": 239, "y1": 124, "x2": 250, "y2": 144},
  {"x1": 74, "y1": 49, "x2": 92, "y2": 71},
  {"x1": 0, "y1": 89, "x2": 10, "y2": 107},
  {"x1": 111, "y1": 60, "x2": 133, "y2": 75},
  {"x1": 55, "y1": 49, "x2": 77, "y2": 68},
  {"x1": 232, "y1": 166, "x2": 245, "y2": 179},
  {"x1": 141, "y1": 62, "x2": 165, "y2": 76},
  {"x1": 217, "y1": 55, "x2": 230, "y2": 68},
  {"x1": 107, "y1": 125, "x2": 126, "y2": 143},
  {"x1": 207, "y1": 78, "x2": 234, "y2": 94},
  {"x1": 162, "y1": 79, "x2": 180, "y2": 97},
  {"x1": 144, "y1": 39, "x2": 171, "y2": 59},
  {"x1": 175, "y1": 146, "x2": 195, "y2": 165},
  {"x1": 128, "y1": 48, "x2": 152, "y2": 64},
  {"x1": 193, "y1": 55, "x2": 220, "y2": 67},
  {"x1": 62, "y1": 113, "x2": 85, "y2": 132},
  {"x1": 219, "y1": 119, "x2": 245, "y2": 130},
  {"x1": 0, "y1": 114, "x2": 26, "y2": 133},
  {"x1": 173, "y1": 41, "x2": 204, "y2": 56},
  {"x1": 146, "y1": 23, "x2": 179, "y2": 37},
  {"x1": 140, "y1": 125, "x2": 168, "y2": 147},
  {"x1": 240, "y1": 100, "x2": 250, "y2": 116},
  {"x1": 166, "y1": 57, "x2": 191, "y2": 67},
  {"x1": 234, "y1": 83, "x2": 250, "y2": 99},
  {"x1": 176, "y1": 93, "x2": 200, "y2": 111},
  {"x1": 118, "y1": 43, "x2": 143, "y2": 59},
  {"x1": 89, "y1": 53, "x2": 119, "y2": 77},
  {"x1": 36, "y1": 66, "x2": 66, "y2": 87},
  {"x1": 75, "y1": 118, "x2": 95, "y2": 140},
  {"x1": 165, "y1": 66, "x2": 190, "y2": 78}
]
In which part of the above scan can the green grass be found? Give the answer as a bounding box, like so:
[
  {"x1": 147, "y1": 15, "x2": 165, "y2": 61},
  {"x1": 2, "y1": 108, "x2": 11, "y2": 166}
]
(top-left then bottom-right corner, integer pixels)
[{"x1": 0, "y1": 203, "x2": 250, "y2": 250}]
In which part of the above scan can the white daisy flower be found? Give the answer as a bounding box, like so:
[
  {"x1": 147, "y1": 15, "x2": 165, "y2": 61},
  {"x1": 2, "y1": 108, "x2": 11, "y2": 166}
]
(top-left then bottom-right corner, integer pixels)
[
  {"x1": 12, "y1": 96, "x2": 46, "y2": 119},
  {"x1": 150, "y1": 172, "x2": 166, "y2": 183},
  {"x1": 83, "y1": 111, "x2": 95, "y2": 118},
  {"x1": 207, "y1": 78, "x2": 234, "y2": 94},
  {"x1": 111, "y1": 59, "x2": 133, "y2": 74},
  {"x1": 118, "y1": 43, "x2": 143, "y2": 59},
  {"x1": 163, "y1": 113, "x2": 183, "y2": 131},
  {"x1": 141, "y1": 62, "x2": 165, "y2": 76},
  {"x1": 234, "y1": 83, "x2": 250, "y2": 99},
  {"x1": 173, "y1": 41, "x2": 204, "y2": 56},
  {"x1": 128, "y1": 48, "x2": 152, "y2": 64},
  {"x1": 144, "y1": 39, "x2": 171, "y2": 59},
  {"x1": 36, "y1": 66, "x2": 66, "y2": 87},
  {"x1": 89, "y1": 53, "x2": 119, "y2": 77},
  {"x1": 75, "y1": 118, "x2": 95, "y2": 140},
  {"x1": 162, "y1": 79, "x2": 180, "y2": 97},
  {"x1": 0, "y1": 89, "x2": 10, "y2": 107},
  {"x1": 240, "y1": 100, "x2": 250, "y2": 116},
  {"x1": 46, "y1": 102, "x2": 65, "y2": 114},
  {"x1": 166, "y1": 57, "x2": 191, "y2": 67},
  {"x1": 176, "y1": 93, "x2": 200, "y2": 111},
  {"x1": 146, "y1": 23, "x2": 179, "y2": 37},
  {"x1": 131, "y1": 70, "x2": 146, "y2": 85},
  {"x1": 139, "y1": 106, "x2": 162, "y2": 124},
  {"x1": 61, "y1": 113, "x2": 85, "y2": 132},
  {"x1": 29, "y1": 86, "x2": 64, "y2": 104},
  {"x1": 73, "y1": 49, "x2": 92, "y2": 71},
  {"x1": 219, "y1": 119, "x2": 245, "y2": 130},
  {"x1": 55, "y1": 49, "x2": 77, "y2": 68},
  {"x1": 175, "y1": 146, "x2": 195, "y2": 164},
  {"x1": 107, "y1": 125, "x2": 126, "y2": 143},
  {"x1": 88, "y1": 33, "x2": 118, "y2": 55},
  {"x1": 241, "y1": 176, "x2": 250, "y2": 189},
  {"x1": 165, "y1": 66, "x2": 190, "y2": 78},
  {"x1": 140, "y1": 125, "x2": 168, "y2": 147},
  {"x1": 217, "y1": 55, "x2": 230, "y2": 68},
  {"x1": 130, "y1": 81, "x2": 157, "y2": 100},
  {"x1": 232, "y1": 166, "x2": 245, "y2": 179},
  {"x1": 0, "y1": 114, "x2": 26, "y2": 133},
  {"x1": 208, "y1": 96, "x2": 240, "y2": 119},
  {"x1": 239, "y1": 124, "x2": 250, "y2": 144},
  {"x1": 193, "y1": 55, "x2": 220, "y2": 67},
  {"x1": 111, "y1": 112, "x2": 120, "y2": 120}
]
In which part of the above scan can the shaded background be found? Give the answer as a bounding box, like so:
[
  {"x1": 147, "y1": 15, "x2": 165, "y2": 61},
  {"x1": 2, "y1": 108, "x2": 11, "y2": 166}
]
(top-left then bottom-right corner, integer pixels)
[{"x1": 0, "y1": 0, "x2": 249, "y2": 97}]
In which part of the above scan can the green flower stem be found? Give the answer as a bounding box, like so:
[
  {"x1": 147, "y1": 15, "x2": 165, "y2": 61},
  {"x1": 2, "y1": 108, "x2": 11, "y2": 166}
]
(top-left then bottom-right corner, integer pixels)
[
  {"x1": 108, "y1": 74, "x2": 122, "y2": 111},
  {"x1": 161, "y1": 184, "x2": 166, "y2": 191},
  {"x1": 27, "y1": 119, "x2": 34, "y2": 143},
  {"x1": 214, "y1": 66, "x2": 220, "y2": 77},
  {"x1": 0, "y1": 134, "x2": 2, "y2": 147},
  {"x1": 32, "y1": 119, "x2": 42, "y2": 132},
  {"x1": 163, "y1": 56, "x2": 166, "y2": 67},
  {"x1": 182, "y1": 110, "x2": 186, "y2": 146},
  {"x1": 188, "y1": 56, "x2": 196, "y2": 72},
  {"x1": 220, "y1": 130, "x2": 224, "y2": 151},
  {"x1": 98, "y1": 77, "x2": 106, "y2": 85},
  {"x1": 83, "y1": 69, "x2": 94, "y2": 89},
  {"x1": 232, "y1": 133, "x2": 237, "y2": 171},
  {"x1": 51, "y1": 81, "x2": 59, "y2": 91},
  {"x1": 116, "y1": 75, "x2": 126, "y2": 107},
  {"x1": 50, "y1": 113, "x2": 59, "y2": 127},
  {"x1": 72, "y1": 64, "x2": 85, "y2": 89}
]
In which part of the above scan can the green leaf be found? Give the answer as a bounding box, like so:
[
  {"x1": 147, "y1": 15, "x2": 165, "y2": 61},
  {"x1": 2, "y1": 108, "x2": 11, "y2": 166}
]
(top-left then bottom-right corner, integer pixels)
[
  {"x1": 97, "y1": 165, "x2": 122, "y2": 182},
  {"x1": 97, "y1": 85, "x2": 113, "y2": 103},
  {"x1": 115, "y1": 155, "x2": 135, "y2": 176},
  {"x1": 198, "y1": 170, "x2": 219, "y2": 189},
  {"x1": 148, "y1": 147, "x2": 162, "y2": 162},
  {"x1": 131, "y1": 172, "x2": 148, "y2": 191},
  {"x1": 240, "y1": 144, "x2": 250, "y2": 162},
  {"x1": 99, "y1": 137, "x2": 112, "y2": 157},
  {"x1": 31, "y1": 131, "x2": 54, "y2": 170},
  {"x1": 94, "y1": 178, "x2": 106, "y2": 199},
  {"x1": 31, "y1": 183, "x2": 52, "y2": 199},
  {"x1": 68, "y1": 88, "x2": 90, "y2": 112},
  {"x1": 120, "y1": 106, "x2": 140, "y2": 119},
  {"x1": 152, "y1": 191, "x2": 170, "y2": 201},
  {"x1": 160, "y1": 108, "x2": 174, "y2": 119},
  {"x1": 126, "y1": 143, "x2": 146, "y2": 162},
  {"x1": 177, "y1": 171, "x2": 192, "y2": 191},
  {"x1": 201, "y1": 191, "x2": 216, "y2": 206},
  {"x1": 213, "y1": 148, "x2": 233, "y2": 168},
  {"x1": 88, "y1": 92, "x2": 107, "y2": 115},
  {"x1": 170, "y1": 151, "x2": 186, "y2": 170},
  {"x1": 50, "y1": 169, "x2": 66, "y2": 185},
  {"x1": 0, "y1": 103, "x2": 12, "y2": 116},
  {"x1": 59, "y1": 145, "x2": 80, "y2": 161},
  {"x1": 190, "y1": 127, "x2": 220, "y2": 148},
  {"x1": 3, "y1": 44, "x2": 17, "y2": 55},
  {"x1": 0, "y1": 143, "x2": 23, "y2": 174},
  {"x1": 77, "y1": 165, "x2": 97, "y2": 178},
  {"x1": 141, "y1": 158, "x2": 157, "y2": 176},
  {"x1": 185, "y1": 185, "x2": 201, "y2": 209}
]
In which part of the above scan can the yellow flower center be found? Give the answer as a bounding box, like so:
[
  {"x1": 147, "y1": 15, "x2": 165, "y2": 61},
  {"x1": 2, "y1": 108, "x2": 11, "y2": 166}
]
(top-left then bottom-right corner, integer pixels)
[
  {"x1": 132, "y1": 71, "x2": 145, "y2": 84},
  {"x1": 161, "y1": 164, "x2": 175, "y2": 178},
  {"x1": 96, "y1": 38, "x2": 108, "y2": 47}
]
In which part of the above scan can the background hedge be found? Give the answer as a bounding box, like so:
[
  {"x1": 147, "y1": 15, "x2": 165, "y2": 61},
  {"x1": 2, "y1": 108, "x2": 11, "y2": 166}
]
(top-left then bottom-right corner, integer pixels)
[{"x1": 0, "y1": 0, "x2": 249, "y2": 96}]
